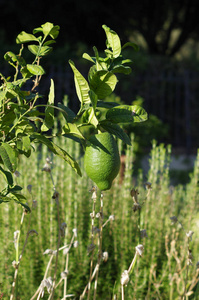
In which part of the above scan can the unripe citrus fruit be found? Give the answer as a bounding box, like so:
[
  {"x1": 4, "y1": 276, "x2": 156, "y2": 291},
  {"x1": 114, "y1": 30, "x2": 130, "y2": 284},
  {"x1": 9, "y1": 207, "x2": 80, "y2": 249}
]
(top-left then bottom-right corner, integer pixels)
[{"x1": 84, "y1": 132, "x2": 120, "y2": 191}]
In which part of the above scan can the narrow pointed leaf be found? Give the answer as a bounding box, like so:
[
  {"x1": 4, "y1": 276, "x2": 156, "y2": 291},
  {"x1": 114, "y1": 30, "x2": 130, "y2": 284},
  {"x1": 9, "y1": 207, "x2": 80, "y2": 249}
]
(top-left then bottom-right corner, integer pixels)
[
  {"x1": 0, "y1": 194, "x2": 12, "y2": 203},
  {"x1": 22, "y1": 135, "x2": 31, "y2": 156},
  {"x1": 122, "y1": 42, "x2": 139, "y2": 52},
  {"x1": 0, "y1": 143, "x2": 17, "y2": 172},
  {"x1": 58, "y1": 103, "x2": 76, "y2": 123},
  {"x1": 102, "y1": 25, "x2": 121, "y2": 58},
  {"x1": 82, "y1": 53, "x2": 95, "y2": 63},
  {"x1": 41, "y1": 79, "x2": 55, "y2": 131},
  {"x1": 32, "y1": 133, "x2": 82, "y2": 176},
  {"x1": 10, "y1": 193, "x2": 30, "y2": 212},
  {"x1": 86, "y1": 108, "x2": 99, "y2": 128},
  {"x1": 0, "y1": 166, "x2": 13, "y2": 186},
  {"x1": 69, "y1": 60, "x2": 91, "y2": 105}
]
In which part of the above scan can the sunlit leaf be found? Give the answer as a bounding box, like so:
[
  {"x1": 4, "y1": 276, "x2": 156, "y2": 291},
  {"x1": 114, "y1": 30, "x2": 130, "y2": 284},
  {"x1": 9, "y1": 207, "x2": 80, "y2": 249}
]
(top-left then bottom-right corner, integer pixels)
[
  {"x1": 81, "y1": 107, "x2": 99, "y2": 128},
  {"x1": 102, "y1": 25, "x2": 121, "y2": 58},
  {"x1": 89, "y1": 70, "x2": 117, "y2": 99},
  {"x1": 82, "y1": 53, "x2": 95, "y2": 63},
  {"x1": 42, "y1": 22, "x2": 60, "y2": 39},
  {"x1": 28, "y1": 45, "x2": 53, "y2": 56},
  {"x1": 16, "y1": 31, "x2": 39, "y2": 44},
  {"x1": 62, "y1": 123, "x2": 85, "y2": 140},
  {"x1": 41, "y1": 79, "x2": 55, "y2": 131},
  {"x1": 43, "y1": 40, "x2": 56, "y2": 46},
  {"x1": 69, "y1": 60, "x2": 91, "y2": 105},
  {"x1": 22, "y1": 135, "x2": 31, "y2": 156},
  {"x1": 26, "y1": 64, "x2": 45, "y2": 75}
]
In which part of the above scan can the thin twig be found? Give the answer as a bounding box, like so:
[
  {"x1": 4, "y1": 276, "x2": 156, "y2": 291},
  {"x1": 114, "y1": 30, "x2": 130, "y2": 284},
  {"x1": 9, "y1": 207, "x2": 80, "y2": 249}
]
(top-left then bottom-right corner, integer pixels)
[
  {"x1": 87, "y1": 188, "x2": 97, "y2": 300},
  {"x1": 121, "y1": 285, "x2": 124, "y2": 300},
  {"x1": 93, "y1": 192, "x2": 103, "y2": 300},
  {"x1": 80, "y1": 263, "x2": 100, "y2": 299},
  {"x1": 63, "y1": 233, "x2": 75, "y2": 298},
  {"x1": 48, "y1": 191, "x2": 61, "y2": 300}
]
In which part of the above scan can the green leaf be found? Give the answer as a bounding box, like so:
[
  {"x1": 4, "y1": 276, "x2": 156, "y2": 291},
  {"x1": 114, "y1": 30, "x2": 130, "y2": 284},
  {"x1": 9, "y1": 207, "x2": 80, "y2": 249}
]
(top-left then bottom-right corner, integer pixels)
[
  {"x1": 62, "y1": 123, "x2": 85, "y2": 140},
  {"x1": 4, "y1": 51, "x2": 18, "y2": 63},
  {"x1": 81, "y1": 107, "x2": 99, "y2": 128},
  {"x1": 28, "y1": 45, "x2": 53, "y2": 56},
  {"x1": 33, "y1": 23, "x2": 59, "y2": 39},
  {"x1": 22, "y1": 135, "x2": 31, "y2": 156},
  {"x1": 69, "y1": 60, "x2": 91, "y2": 105},
  {"x1": 28, "y1": 45, "x2": 39, "y2": 56},
  {"x1": 58, "y1": 103, "x2": 76, "y2": 123},
  {"x1": 16, "y1": 31, "x2": 39, "y2": 44},
  {"x1": 20, "y1": 66, "x2": 32, "y2": 78},
  {"x1": 41, "y1": 79, "x2": 55, "y2": 132},
  {"x1": 39, "y1": 46, "x2": 53, "y2": 56},
  {"x1": 32, "y1": 133, "x2": 82, "y2": 176},
  {"x1": 4, "y1": 51, "x2": 26, "y2": 67},
  {"x1": 89, "y1": 89, "x2": 98, "y2": 110},
  {"x1": 1, "y1": 111, "x2": 16, "y2": 127},
  {"x1": 106, "y1": 105, "x2": 148, "y2": 124},
  {"x1": 102, "y1": 25, "x2": 121, "y2": 58},
  {"x1": 0, "y1": 90, "x2": 6, "y2": 102},
  {"x1": 89, "y1": 70, "x2": 117, "y2": 99},
  {"x1": 97, "y1": 101, "x2": 119, "y2": 109},
  {"x1": 26, "y1": 64, "x2": 45, "y2": 75},
  {"x1": 0, "y1": 166, "x2": 14, "y2": 186},
  {"x1": 0, "y1": 194, "x2": 11, "y2": 203},
  {"x1": 0, "y1": 143, "x2": 17, "y2": 173},
  {"x1": 10, "y1": 193, "x2": 30, "y2": 212},
  {"x1": 0, "y1": 190, "x2": 30, "y2": 211},
  {"x1": 100, "y1": 121, "x2": 131, "y2": 145},
  {"x1": 8, "y1": 185, "x2": 23, "y2": 193},
  {"x1": 42, "y1": 22, "x2": 55, "y2": 35},
  {"x1": 82, "y1": 53, "x2": 95, "y2": 63},
  {"x1": 44, "y1": 40, "x2": 56, "y2": 46},
  {"x1": 42, "y1": 22, "x2": 60, "y2": 39},
  {"x1": 111, "y1": 65, "x2": 132, "y2": 75},
  {"x1": 122, "y1": 42, "x2": 139, "y2": 52}
]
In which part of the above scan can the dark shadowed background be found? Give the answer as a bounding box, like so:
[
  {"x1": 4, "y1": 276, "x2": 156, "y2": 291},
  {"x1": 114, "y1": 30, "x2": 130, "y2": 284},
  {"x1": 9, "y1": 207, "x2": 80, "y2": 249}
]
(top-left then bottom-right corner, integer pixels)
[{"x1": 1, "y1": 0, "x2": 199, "y2": 151}]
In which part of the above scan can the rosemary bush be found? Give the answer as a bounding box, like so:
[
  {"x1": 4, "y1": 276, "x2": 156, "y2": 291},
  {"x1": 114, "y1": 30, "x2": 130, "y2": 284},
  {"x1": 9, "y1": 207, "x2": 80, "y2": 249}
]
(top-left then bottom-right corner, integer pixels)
[{"x1": 0, "y1": 136, "x2": 198, "y2": 299}]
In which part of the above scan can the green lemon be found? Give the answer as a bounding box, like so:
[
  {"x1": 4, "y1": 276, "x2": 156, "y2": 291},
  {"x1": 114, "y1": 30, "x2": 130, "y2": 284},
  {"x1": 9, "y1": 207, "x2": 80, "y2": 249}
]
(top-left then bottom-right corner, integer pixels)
[{"x1": 84, "y1": 132, "x2": 120, "y2": 191}]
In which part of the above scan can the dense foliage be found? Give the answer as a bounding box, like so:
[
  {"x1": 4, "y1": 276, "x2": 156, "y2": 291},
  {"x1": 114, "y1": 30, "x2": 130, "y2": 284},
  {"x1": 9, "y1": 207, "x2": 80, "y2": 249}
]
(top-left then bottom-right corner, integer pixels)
[{"x1": 0, "y1": 22, "x2": 147, "y2": 211}]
